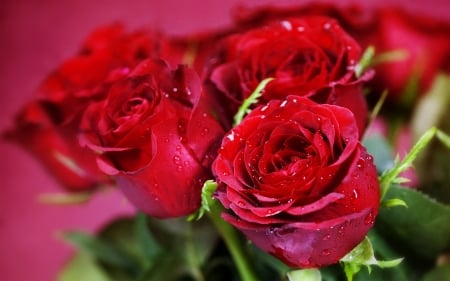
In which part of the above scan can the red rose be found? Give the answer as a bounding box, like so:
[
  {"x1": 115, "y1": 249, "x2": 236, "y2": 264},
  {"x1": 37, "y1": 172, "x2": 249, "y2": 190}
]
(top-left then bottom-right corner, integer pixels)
[
  {"x1": 366, "y1": 8, "x2": 450, "y2": 102},
  {"x1": 4, "y1": 24, "x2": 161, "y2": 191},
  {"x1": 205, "y1": 16, "x2": 371, "y2": 136},
  {"x1": 80, "y1": 59, "x2": 226, "y2": 218},
  {"x1": 213, "y1": 96, "x2": 379, "y2": 268}
]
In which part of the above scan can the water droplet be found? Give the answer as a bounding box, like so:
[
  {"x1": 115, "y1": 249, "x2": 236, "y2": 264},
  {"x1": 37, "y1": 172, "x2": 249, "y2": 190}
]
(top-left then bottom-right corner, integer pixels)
[
  {"x1": 202, "y1": 127, "x2": 209, "y2": 135},
  {"x1": 237, "y1": 200, "x2": 245, "y2": 207},
  {"x1": 260, "y1": 104, "x2": 269, "y2": 112},
  {"x1": 226, "y1": 131, "x2": 236, "y2": 141},
  {"x1": 322, "y1": 249, "x2": 331, "y2": 256},
  {"x1": 338, "y1": 225, "x2": 345, "y2": 235},
  {"x1": 281, "y1": 20, "x2": 293, "y2": 31},
  {"x1": 352, "y1": 189, "x2": 359, "y2": 199},
  {"x1": 266, "y1": 209, "x2": 273, "y2": 216},
  {"x1": 297, "y1": 26, "x2": 305, "y2": 32},
  {"x1": 364, "y1": 211, "x2": 375, "y2": 225},
  {"x1": 172, "y1": 87, "x2": 178, "y2": 93},
  {"x1": 323, "y1": 22, "x2": 331, "y2": 30},
  {"x1": 222, "y1": 171, "x2": 230, "y2": 176},
  {"x1": 317, "y1": 117, "x2": 321, "y2": 122},
  {"x1": 356, "y1": 158, "x2": 365, "y2": 169},
  {"x1": 323, "y1": 234, "x2": 331, "y2": 241},
  {"x1": 365, "y1": 155, "x2": 374, "y2": 162},
  {"x1": 287, "y1": 198, "x2": 294, "y2": 204},
  {"x1": 202, "y1": 112, "x2": 208, "y2": 118},
  {"x1": 266, "y1": 226, "x2": 275, "y2": 235},
  {"x1": 280, "y1": 100, "x2": 288, "y2": 107},
  {"x1": 176, "y1": 165, "x2": 183, "y2": 172}
]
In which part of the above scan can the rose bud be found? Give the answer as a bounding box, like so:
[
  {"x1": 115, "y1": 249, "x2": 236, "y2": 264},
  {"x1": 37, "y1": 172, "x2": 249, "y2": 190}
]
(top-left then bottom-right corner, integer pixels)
[
  {"x1": 204, "y1": 16, "x2": 372, "y2": 136},
  {"x1": 213, "y1": 96, "x2": 379, "y2": 268},
  {"x1": 4, "y1": 24, "x2": 161, "y2": 191},
  {"x1": 80, "y1": 59, "x2": 226, "y2": 218}
]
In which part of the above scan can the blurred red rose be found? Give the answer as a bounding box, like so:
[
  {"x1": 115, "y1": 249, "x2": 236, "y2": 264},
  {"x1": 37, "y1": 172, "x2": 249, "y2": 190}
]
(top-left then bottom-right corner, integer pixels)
[
  {"x1": 233, "y1": 4, "x2": 450, "y2": 103},
  {"x1": 4, "y1": 24, "x2": 161, "y2": 191},
  {"x1": 80, "y1": 59, "x2": 226, "y2": 218},
  {"x1": 204, "y1": 16, "x2": 371, "y2": 136},
  {"x1": 366, "y1": 8, "x2": 450, "y2": 102},
  {"x1": 213, "y1": 96, "x2": 379, "y2": 268}
]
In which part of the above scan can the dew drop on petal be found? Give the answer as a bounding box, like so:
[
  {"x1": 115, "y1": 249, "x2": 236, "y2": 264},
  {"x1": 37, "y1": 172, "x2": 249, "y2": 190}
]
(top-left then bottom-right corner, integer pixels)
[
  {"x1": 356, "y1": 158, "x2": 366, "y2": 169},
  {"x1": 338, "y1": 225, "x2": 345, "y2": 235},
  {"x1": 322, "y1": 249, "x2": 331, "y2": 256},
  {"x1": 323, "y1": 234, "x2": 331, "y2": 241},
  {"x1": 364, "y1": 211, "x2": 375, "y2": 225},
  {"x1": 281, "y1": 20, "x2": 293, "y2": 31},
  {"x1": 260, "y1": 104, "x2": 269, "y2": 112}
]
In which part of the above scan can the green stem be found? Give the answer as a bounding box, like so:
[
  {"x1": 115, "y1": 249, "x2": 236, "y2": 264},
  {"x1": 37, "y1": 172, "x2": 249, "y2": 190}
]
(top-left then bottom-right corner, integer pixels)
[{"x1": 207, "y1": 200, "x2": 259, "y2": 281}]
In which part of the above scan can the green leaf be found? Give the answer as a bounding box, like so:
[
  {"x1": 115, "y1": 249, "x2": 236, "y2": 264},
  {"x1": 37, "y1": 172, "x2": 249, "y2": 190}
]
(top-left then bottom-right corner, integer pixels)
[
  {"x1": 364, "y1": 90, "x2": 389, "y2": 141},
  {"x1": 379, "y1": 127, "x2": 437, "y2": 199},
  {"x1": 411, "y1": 74, "x2": 450, "y2": 203},
  {"x1": 134, "y1": 213, "x2": 163, "y2": 261},
  {"x1": 377, "y1": 185, "x2": 450, "y2": 259},
  {"x1": 58, "y1": 252, "x2": 112, "y2": 281},
  {"x1": 372, "y1": 49, "x2": 409, "y2": 66},
  {"x1": 136, "y1": 216, "x2": 219, "y2": 281},
  {"x1": 60, "y1": 231, "x2": 137, "y2": 271},
  {"x1": 287, "y1": 268, "x2": 322, "y2": 281},
  {"x1": 233, "y1": 77, "x2": 274, "y2": 126},
  {"x1": 355, "y1": 45, "x2": 375, "y2": 78},
  {"x1": 38, "y1": 191, "x2": 92, "y2": 205},
  {"x1": 381, "y1": 198, "x2": 408, "y2": 208},
  {"x1": 188, "y1": 180, "x2": 218, "y2": 221},
  {"x1": 352, "y1": 229, "x2": 416, "y2": 281},
  {"x1": 340, "y1": 237, "x2": 403, "y2": 281},
  {"x1": 421, "y1": 264, "x2": 450, "y2": 281}
]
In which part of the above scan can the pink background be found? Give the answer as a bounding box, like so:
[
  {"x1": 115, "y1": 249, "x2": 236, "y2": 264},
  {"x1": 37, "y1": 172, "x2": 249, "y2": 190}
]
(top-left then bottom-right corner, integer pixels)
[{"x1": 1, "y1": 0, "x2": 449, "y2": 280}]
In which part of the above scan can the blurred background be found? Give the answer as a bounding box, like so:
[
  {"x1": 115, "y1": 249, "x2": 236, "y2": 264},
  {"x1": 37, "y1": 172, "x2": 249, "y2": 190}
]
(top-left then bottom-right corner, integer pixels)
[{"x1": 1, "y1": 0, "x2": 449, "y2": 280}]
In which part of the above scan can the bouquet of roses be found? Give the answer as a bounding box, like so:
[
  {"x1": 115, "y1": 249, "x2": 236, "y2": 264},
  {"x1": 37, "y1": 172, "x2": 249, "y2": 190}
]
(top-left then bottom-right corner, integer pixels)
[{"x1": 4, "y1": 3, "x2": 450, "y2": 281}]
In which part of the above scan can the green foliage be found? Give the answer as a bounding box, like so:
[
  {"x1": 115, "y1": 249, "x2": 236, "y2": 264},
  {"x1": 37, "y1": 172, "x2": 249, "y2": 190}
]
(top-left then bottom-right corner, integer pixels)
[
  {"x1": 355, "y1": 46, "x2": 375, "y2": 78},
  {"x1": 340, "y1": 237, "x2": 403, "y2": 281},
  {"x1": 59, "y1": 215, "x2": 220, "y2": 281},
  {"x1": 377, "y1": 185, "x2": 450, "y2": 259},
  {"x1": 287, "y1": 268, "x2": 322, "y2": 281},
  {"x1": 233, "y1": 77, "x2": 274, "y2": 126}
]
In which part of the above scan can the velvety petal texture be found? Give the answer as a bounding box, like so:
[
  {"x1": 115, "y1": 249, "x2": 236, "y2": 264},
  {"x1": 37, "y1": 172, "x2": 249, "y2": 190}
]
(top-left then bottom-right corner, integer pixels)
[
  {"x1": 4, "y1": 24, "x2": 160, "y2": 191},
  {"x1": 80, "y1": 59, "x2": 226, "y2": 218},
  {"x1": 213, "y1": 96, "x2": 379, "y2": 268},
  {"x1": 205, "y1": 16, "x2": 370, "y2": 135}
]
